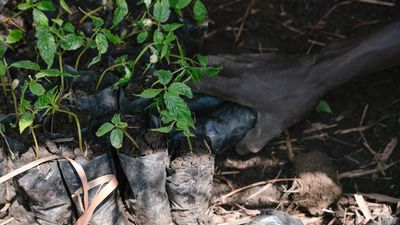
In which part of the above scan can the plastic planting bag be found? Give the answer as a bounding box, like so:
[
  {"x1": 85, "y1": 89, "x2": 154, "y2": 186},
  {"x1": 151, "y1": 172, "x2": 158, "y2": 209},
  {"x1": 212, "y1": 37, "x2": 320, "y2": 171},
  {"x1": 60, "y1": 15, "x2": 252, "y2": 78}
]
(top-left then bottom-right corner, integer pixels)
[
  {"x1": 60, "y1": 153, "x2": 126, "y2": 225},
  {"x1": 193, "y1": 21, "x2": 400, "y2": 154},
  {"x1": 118, "y1": 152, "x2": 173, "y2": 225}
]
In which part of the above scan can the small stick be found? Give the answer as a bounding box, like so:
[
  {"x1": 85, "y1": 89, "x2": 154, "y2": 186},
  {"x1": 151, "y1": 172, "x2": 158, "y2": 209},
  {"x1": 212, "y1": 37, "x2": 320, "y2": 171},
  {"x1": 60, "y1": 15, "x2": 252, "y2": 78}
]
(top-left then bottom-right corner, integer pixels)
[{"x1": 234, "y1": 0, "x2": 256, "y2": 44}]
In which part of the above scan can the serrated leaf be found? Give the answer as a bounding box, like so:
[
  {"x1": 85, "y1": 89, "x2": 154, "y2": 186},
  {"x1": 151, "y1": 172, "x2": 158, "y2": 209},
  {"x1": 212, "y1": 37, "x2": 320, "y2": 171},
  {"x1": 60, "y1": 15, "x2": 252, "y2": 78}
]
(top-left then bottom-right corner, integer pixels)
[
  {"x1": 176, "y1": 0, "x2": 191, "y2": 9},
  {"x1": 0, "y1": 61, "x2": 5, "y2": 76},
  {"x1": 63, "y1": 22, "x2": 75, "y2": 33},
  {"x1": 32, "y1": 9, "x2": 49, "y2": 26},
  {"x1": 164, "y1": 92, "x2": 193, "y2": 126},
  {"x1": 36, "y1": 1, "x2": 55, "y2": 11},
  {"x1": 61, "y1": 34, "x2": 84, "y2": 50},
  {"x1": 6, "y1": 29, "x2": 24, "y2": 44},
  {"x1": 153, "y1": 29, "x2": 163, "y2": 43},
  {"x1": 51, "y1": 18, "x2": 63, "y2": 26},
  {"x1": 154, "y1": 70, "x2": 172, "y2": 85},
  {"x1": 168, "y1": 82, "x2": 192, "y2": 98},
  {"x1": 151, "y1": 124, "x2": 173, "y2": 133},
  {"x1": 10, "y1": 60, "x2": 40, "y2": 70},
  {"x1": 102, "y1": 29, "x2": 123, "y2": 44},
  {"x1": 193, "y1": 0, "x2": 206, "y2": 23},
  {"x1": 92, "y1": 16, "x2": 104, "y2": 28},
  {"x1": 95, "y1": 33, "x2": 108, "y2": 54},
  {"x1": 115, "y1": 121, "x2": 128, "y2": 129},
  {"x1": 111, "y1": 113, "x2": 122, "y2": 124},
  {"x1": 35, "y1": 69, "x2": 61, "y2": 78},
  {"x1": 59, "y1": 0, "x2": 72, "y2": 14},
  {"x1": 19, "y1": 113, "x2": 34, "y2": 133},
  {"x1": 136, "y1": 89, "x2": 163, "y2": 98},
  {"x1": 113, "y1": 0, "x2": 128, "y2": 27},
  {"x1": 17, "y1": 2, "x2": 33, "y2": 10},
  {"x1": 110, "y1": 128, "x2": 123, "y2": 149},
  {"x1": 96, "y1": 122, "x2": 114, "y2": 137},
  {"x1": 197, "y1": 54, "x2": 208, "y2": 67},
  {"x1": 162, "y1": 23, "x2": 183, "y2": 32},
  {"x1": 35, "y1": 26, "x2": 56, "y2": 68},
  {"x1": 137, "y1": 31, "x2": 148, "y2": 44},
  {"x1": 29, "y1": 80, "x2": 45, "y2": 96},
  {"x1": 153, "y1": 0, "x2": 170, "y2": 23},
  {"x1": 316, "y1": 100, "x2": 332, "y2": 113}
]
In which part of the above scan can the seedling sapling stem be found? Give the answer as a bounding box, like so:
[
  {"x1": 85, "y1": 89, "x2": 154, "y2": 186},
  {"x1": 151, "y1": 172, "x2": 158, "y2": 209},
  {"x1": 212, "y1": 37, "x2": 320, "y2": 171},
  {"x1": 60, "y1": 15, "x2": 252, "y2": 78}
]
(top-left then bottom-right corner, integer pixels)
[
  {"x1": 30, "y1": 125, "x2": 39, "y2": 158},
  {"x1": 123, "y1": 130, "x2": 139, "y2": 149},
  {"x1": 56, "y1": 109, "x2": 84, "y2": 152}
]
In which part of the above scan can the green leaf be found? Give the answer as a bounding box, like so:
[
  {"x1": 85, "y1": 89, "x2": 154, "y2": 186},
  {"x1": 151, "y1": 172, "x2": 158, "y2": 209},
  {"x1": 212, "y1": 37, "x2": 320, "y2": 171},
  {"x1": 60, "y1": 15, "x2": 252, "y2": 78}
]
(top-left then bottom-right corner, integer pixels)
[
  {"x1": 175, "y1": 0, "x2": 191, "y2": 9},
  {"x1": 32, "y1": 9, "x2": 49, "y2": 26},
  {"x1": 51, "y1": 18, "x2": 63, "y2": 26},
  {"x1": 154, "y1": 70, "x2": 173, "y2": 85},
  {"x1": 10, "y1": 60, "x2": 40, "y2": 70},
  {"x1": 35, "y1": 26, "x2": 56, "y2": 68},
  {"x1": 193, "y1": 0, "x2": 206, "y2": 23},
  {"x1": 316, "y1": 100, "x2": 332, "y2": 113},
  {"x1": 136, "y1": 89, "x2": 163, "y2": 98},
  {"x1": 59, "y1": 0, "x2": 72, "y2": 14},
  {"x1": 110, "y1": 128, "x2": 123, "y2": 149},
  {"x1": 17, "y1": 2, "x2": 33, "y2": 10},
  {"x1": 111, "y1": 113, "x2": 122, "y2": 124},
  {"x1": 162, "y1": 23, "x2": 183, "y2": 32},
  {"x1": 19, "y1": 113, "x2": 34, "y2": 133},
  {"x1": 88, "y1": 55, "x2": 101, "y2": 67},
  {"x1": 163, "y1": 92, "x2": 193, "y2": 125},
  {"x1": 95, "y1": 33, "x2": 108, "y2": 54},
  {"x1": 151, "y1": 124, "x2": 173, "y2": 133},
  {"x1": 29, "y1": 80, "x2": 45, "y2": 96},
  {"x1": 63, "y1": 22, "x2": 75, "y2": 33},
  {"x1": 153, "y1": 0, "x2": 170, "y2": 23},
  {"x1": 168, "y1": 82, "x2": 193, "y2": 98},
  {"x1": 197, "y1": 54, "x2": 208, "y2": 67},
  {"x1": 153, "y1": 29, "x2": 164, "y2": 43},
  {"x1": 113, "y1": 0, "x2": 128, "y2": 27},
  {"x1": 102, "y1": 29, "x2": 123, "y2": 44},
  {"x1": 96, "y1": 122, "x2": 114, "y2": 137},
  {"x1": 0, "y1": 61, "x2": 5, "y2": 76},
  {"x1": 115, "y1": 121, "x2": 128, "y2": 129},
  {"x1": 61, "y1": 34, "x2": 84, "y2": 50},
  {"x1": 35, "y1": 69, "x2": 61, "y2": 78},
  {"x1": 6, "y1": 29, "x2": 24, "y2": 44},
  {"x1": 92, "y1": 16, "x2": 104, "y2": 28},
  {"x1": 117, "y1": 66, "x2": 132, "y2": 87},
  {"x1": 137, "y1": 31, "x2": 148, "y2": 44},
  {"x1": 36, "y1": 1, "x2": 55, "y2": 11}
]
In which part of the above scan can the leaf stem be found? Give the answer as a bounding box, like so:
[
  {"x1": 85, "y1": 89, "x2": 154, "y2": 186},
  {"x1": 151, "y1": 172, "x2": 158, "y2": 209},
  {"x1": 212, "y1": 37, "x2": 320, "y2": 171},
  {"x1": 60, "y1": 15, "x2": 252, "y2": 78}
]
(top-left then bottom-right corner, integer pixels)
[
  {"x1": 78, "y1": 0, "x2": 113, "y2": 24},
  {"x1": 187, "y1": 136, "x2": 193, "y2": 152},
  {"x1": 123, "y1": 130, "x2": 139, "y2": 149},
  {"x1": 30, "y1": 125, "x2": 39, "y2": 159},
  {"x1": 56, "y1": 109, "x2": 83, "y2": 152},
  {"x1": 96, "y1": 62, "x2": 126, "y2": 90}
]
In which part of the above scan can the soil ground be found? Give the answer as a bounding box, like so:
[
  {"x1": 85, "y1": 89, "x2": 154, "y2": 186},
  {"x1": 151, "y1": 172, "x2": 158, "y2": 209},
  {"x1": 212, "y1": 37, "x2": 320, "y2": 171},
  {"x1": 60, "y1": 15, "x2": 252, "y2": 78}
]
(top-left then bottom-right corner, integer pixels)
[{"x1": 202, "y1": 0, "x2": 400, "y2": 224}]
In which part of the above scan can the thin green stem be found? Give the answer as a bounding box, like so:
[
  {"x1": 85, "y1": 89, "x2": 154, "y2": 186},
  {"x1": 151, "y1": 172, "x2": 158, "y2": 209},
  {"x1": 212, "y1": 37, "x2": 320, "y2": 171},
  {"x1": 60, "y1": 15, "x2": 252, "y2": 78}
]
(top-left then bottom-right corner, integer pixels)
[
  {"x1": 30, "y1": 126, "x2": 39, "y2": 159},
  {"x1": 6, "y1": 67, "x2": 19, "y2": 120},
  {"x1": 123, "y1": 130, "x2": 139, "y2": 149},
  {"x1": 75, "y1": 33, "x2": 96, "y2": 70},
  {"x1": 96, "y1": 62, "x2": 126, "y2": 90},
  {"x1": 0, "y1": 76, "x2": 7, "y2": 97},
  {"x1": 133, "y1": 43, "x2": 155, "y2": 66},
  {"x1": 79, "y1": 0, "x2": 113, "y2": 24},
  {"x1": 187, "y1": 136, "x2": 193, "y2": 152},
  {"x1": 58, "y1": 53, "x2": 65, "y2": 97},
  {"x1": 56, "y1": 109, "x2": 83, "y2": 152}
]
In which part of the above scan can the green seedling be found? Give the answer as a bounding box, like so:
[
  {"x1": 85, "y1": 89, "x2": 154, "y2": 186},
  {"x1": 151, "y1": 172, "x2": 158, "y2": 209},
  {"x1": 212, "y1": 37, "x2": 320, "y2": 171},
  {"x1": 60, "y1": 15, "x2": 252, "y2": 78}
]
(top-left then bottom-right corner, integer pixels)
[{"x1": 96, "y1": 113, "x2": 139, "y2": 150}]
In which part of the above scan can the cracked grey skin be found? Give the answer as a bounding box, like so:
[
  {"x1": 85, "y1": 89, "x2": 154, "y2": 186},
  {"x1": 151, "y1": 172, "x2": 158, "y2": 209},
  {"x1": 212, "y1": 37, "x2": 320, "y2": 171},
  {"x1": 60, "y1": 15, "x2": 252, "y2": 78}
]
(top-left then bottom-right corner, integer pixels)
[{"x1": 193, "y1": 21, "x2": 400, "y2": 154}]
